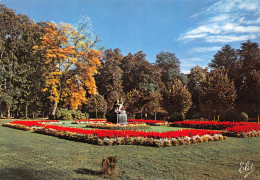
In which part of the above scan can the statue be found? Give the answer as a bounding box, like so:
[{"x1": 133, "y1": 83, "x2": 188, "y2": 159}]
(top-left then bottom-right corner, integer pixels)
[
  {"x1": 114, "y1": 98, "x2": 125, "y2": 114},
  {"x1": 106, "y1": 98, "x2": 128, "y2": 125}
]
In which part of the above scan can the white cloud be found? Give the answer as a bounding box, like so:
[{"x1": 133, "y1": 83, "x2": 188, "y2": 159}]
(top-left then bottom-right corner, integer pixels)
[
  {"x1": 179, "y1": 0, "x2": 260, "y2": 43},
  {"x1": 192, "y1": 46, "x2": 222, "y2": 52},
  {"x1": 210, "y1": 14, "x2": 229, "y2": 22},
  {"x1": 206, "y1": 34, "x2": 255, "y2": 43}
]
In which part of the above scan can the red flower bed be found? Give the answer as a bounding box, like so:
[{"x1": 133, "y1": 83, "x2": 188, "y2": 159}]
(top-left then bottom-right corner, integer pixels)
[
  {"x1": 172, "y1": 120, "x2": 260, "y2": 138},
  {"x1": 128, "y1": 119, "x2": 169, "y2": 126},
  {"x1": 222, "y1": 124, "x2": 260, "y2": 137},
  {"x1": 2, "y1": 120, "x2": 226, "y2": 147},
  {"x1": 10, "y1": 120, "x2": 60, "y2": 126},
  {"x1": 171, "y1": 120, "x2": 249, "y2": 130}
]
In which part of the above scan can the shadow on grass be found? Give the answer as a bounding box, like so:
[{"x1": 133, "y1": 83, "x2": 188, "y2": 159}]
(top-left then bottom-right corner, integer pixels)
[
  {"x1": 73, "y1": 168, "x2": 102, "y2": 176},
  {"x1": 0, "y1": 167, "x2": 43, "y2": 180}
]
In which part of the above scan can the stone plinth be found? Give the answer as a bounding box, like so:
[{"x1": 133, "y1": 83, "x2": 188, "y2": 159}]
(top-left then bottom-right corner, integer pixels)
[{"x1": 106, "y1": 112, "x2": 128, "y2": 125}]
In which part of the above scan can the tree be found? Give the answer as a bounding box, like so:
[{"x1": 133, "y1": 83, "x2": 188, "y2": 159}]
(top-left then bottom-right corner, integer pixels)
[
  {"x1": 209, "y1": 45, "x2": 238, "y2": 71},
  {"x1": 187, "y1": 66, "x2": 208, "y2": 116},
  {"x1": 124, "y1": 89, "x2": 144, "y2": 119},
  {"x1": 162, "y1": 79, "x2": 192, "y2": 116},
  {"x1": 239, "y1": 70, "x2": 260, "y2": 116},
  {"x1": 156, "y1": 51, "x2": 180, "y2": 87},
  {"x1": 238, "y1": 40, "x2": 260, "y2": 72},
  {"x1": 236, "y1": 40, "x2": 260, "y2": 116},
  {"x1": 121, "y1": 51, "x2": 161, "y2": 93},
  {"x1": 199, "y1": 68, "x2": 237, "y2": 118},
  {"x1": 0, "y1": 5, "x2": 46, "y2": 118},
  {"x1": 34, "y1": 22, "x2": 101, "y2": 116},
  {"x1": 144, "y1": 91, "x2": 163, "y2": 120},
  {"x1": 0, "y1": 4, "x2": 22, "y2": 117},
  {"x1": 85, "y1": 93, "x2": 107, "y2": 118},
  {"x1": 209, "y1": 45, "x2": 239, "y2": 85},
  {"x1": 95, "y1": 48, "x2": 124, "y2": 99}
]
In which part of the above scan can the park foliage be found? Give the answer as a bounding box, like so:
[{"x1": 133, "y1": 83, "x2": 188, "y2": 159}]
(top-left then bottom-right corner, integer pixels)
[{"x1": 0, "y1": 4, "x2": 259, "y2": 121}]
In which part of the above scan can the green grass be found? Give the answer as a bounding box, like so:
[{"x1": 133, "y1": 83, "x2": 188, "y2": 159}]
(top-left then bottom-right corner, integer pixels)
[
  {"x1": 0, "y1": 119, "x2": 259, "y2": 180},
  {"x1": 61, "y1": 121, "x2": 192, "y2": 132}
]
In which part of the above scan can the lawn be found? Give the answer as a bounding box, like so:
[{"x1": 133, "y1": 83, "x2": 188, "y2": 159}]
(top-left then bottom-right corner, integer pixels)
[
  {"x1": 0, "y1": 119, "x2": 259, "y2": 180},
  {"x1": 61, "y1": 121, "x2": 192, "y2": 132}
]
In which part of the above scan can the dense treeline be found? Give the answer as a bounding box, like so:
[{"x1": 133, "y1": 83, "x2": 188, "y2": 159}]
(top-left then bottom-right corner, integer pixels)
[{"x1": 0, "y1": 5, "x2": 259, "y2": 121}]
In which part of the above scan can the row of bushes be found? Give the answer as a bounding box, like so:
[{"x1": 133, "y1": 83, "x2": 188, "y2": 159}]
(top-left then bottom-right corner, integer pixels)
[
  {"x1": 52, "y1": 108, "x2": 249, "y2": 122},
  {"x1": 55, "y1": 108, "x2": 86, "y2": 121}
]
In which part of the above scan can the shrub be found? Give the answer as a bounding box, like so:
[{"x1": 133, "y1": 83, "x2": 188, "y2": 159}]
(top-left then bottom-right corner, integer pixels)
[
  {"x1": 73, "y1": 110, "x2": 86, "y2": 120},
  {"x1": 55, "y1": 108, "x2": 85, "y2": 121},
  {"x1": 220, "y1": 108, "x2": 240, "y2": 122},
  {"x1": 240, "y1": 112, "x2": 248, "y2": 122},
  {"x1": 56, "y1": 108, "x2": 73, "y2": 121},
  {"x1": 169, "y1": 112, "x2": 185, "y2": 122}
]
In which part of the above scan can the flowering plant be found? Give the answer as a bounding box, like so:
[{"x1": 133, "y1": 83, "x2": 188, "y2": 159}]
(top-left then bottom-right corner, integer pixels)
[
  {"x1": 172, "y1": 120, "x2": 260, "y2": 138},
  {"x1": 2, "y1": 120, "x2": 226, "y2": 147},
  {"x1": 128, "y1": 119, "x2": 169, "y2": 126},
  {"x1": 72, "y1": 119, "x2": 107, "y2": 124}
]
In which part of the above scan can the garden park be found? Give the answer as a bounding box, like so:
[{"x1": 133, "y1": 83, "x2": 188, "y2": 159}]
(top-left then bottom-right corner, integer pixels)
[{"x1": 0, "y1": 4, "x2": 260, "y2": 180}]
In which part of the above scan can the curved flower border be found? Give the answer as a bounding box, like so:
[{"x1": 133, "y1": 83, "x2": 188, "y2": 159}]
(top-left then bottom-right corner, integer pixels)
[
  {"x1": 171, "y1": 121, "x2": 260, "y2": 138},
  {"x1": 2, "y1": 120, "x2": 226, "y2": 147}
]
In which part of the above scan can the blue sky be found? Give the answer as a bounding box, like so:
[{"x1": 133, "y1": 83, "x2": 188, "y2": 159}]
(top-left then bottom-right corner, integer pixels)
[{"x1": 1, "y1": 0, "x2": 260, "y2": 73}]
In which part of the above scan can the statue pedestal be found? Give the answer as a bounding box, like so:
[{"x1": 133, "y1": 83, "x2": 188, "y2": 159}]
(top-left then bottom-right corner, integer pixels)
[{"x1": 106, "y1": 112, "x2": 128, "y2": 125}]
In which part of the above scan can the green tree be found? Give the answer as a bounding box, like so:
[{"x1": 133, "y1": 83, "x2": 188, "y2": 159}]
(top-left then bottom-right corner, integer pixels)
[
  {"x1": 237, "y1": 40, "x2": 260, "y2": 116},
  {"x1": 156, "y1": 51, "x2": 180, "y2": 87},
  {"x1": 162, "y1": 79, "x2": 192, "y2": 116},
  {"x1": 85, "y1": 94, "x2": 107, "y2": 118},
  {"x1": 143, "y1": 91, "x2": 163, "y2": 120},
  {"x1": 124, "y1": 89, "x2": 141, "y2": 118},
  {"x1": 121, "y1": 51, "x2": 161, "y2": 93},
  {"x1": 199, "y1": 68, "x2": 237, "y2": 119},
  {"x1": 187, "y1": 66, "x2": 208, "y2": 116},
  {"x1": 0, "y1": 5, "x2": 46, "y2": 118},
  {"x1": 209, "y1": 45, "x2": 238, "y2": 71},
  {"x1": 209, "y1": 45, "x2": 239, "y2": 86},
  {"x1": 238, "y1": 40, "x2": 260, "y2": 72},
  {"x1": 96, "y1": 48, "x2": 124, "y2": 98}
]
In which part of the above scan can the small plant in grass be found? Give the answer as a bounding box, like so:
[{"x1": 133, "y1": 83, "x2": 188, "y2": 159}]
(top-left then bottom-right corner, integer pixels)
[{"x1": 101, "y1": 156, "x2": 117, "y2": 177}]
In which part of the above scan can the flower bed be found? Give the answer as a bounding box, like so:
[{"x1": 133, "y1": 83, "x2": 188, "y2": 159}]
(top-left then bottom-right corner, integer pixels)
[
  {"x1": 222, "y1": 124, "x2": 260, "y2": 138},
  {"x1": 171, "y1": 120, "x2": 260, "y2": 138},
  {"x1": 85, "y1": 122, "x2": 150, "y2": 130},
  {"x1": 128, "y1": 119, "x2": 169, "y2": 126},
  {"x1": 2, "y1": 120, "x2": 226, "y2": 147},
  {"x1": 171, "y1": 120, "x2": 248, "y2": 130},
  {"x1": 72, "y1": 119, "x2": 107, "y2": 124}
]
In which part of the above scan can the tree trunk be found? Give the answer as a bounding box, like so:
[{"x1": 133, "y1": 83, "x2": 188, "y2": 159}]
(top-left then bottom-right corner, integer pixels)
[
  {"x1": 16, "y1": 110, "x2": 19, "y2": 119},
  {"x1": 25, "y1": 104, "x2": 28, "y2": 119},
  {"x1": 52, "y1": 101, "x2": 58, "y2": 116},
  {"x1": 96, "y1": 110, "x2": 98, "y2": 119},
  {"x1": 155, "y1": 112, "x2": 157, "y2": 121},
  {"x1": 6, "y1": 106, "x2": 11, "y2": 118}
]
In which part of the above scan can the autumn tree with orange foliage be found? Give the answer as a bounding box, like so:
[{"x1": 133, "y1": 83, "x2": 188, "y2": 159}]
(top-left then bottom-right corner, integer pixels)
[{"x1": 34, "y1": 21, "x2": 101, "y2": 116}]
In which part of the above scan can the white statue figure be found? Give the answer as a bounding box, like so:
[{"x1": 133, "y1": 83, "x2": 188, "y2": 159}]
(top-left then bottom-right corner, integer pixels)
[{"x1": 114, "y1": 98, "x2": 124, "y2": 114}]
